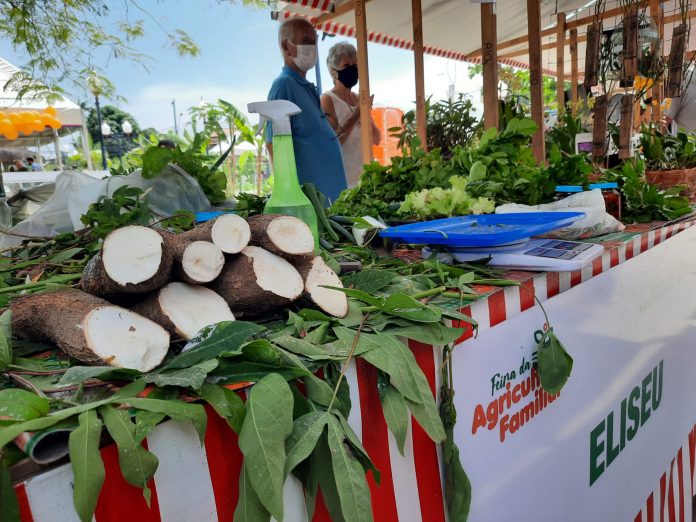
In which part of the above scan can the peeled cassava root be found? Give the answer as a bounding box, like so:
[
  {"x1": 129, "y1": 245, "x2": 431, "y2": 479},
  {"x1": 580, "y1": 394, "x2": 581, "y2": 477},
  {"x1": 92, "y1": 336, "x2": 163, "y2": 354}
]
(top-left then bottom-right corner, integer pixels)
[
  {"x1": 133, "y1": 282, "x2": 235, "y2": 340},
  {"x1": 248, "y1": 214, "x2": 315, "y2": 257},
  {"x1": 160, "y1": 231, "x2": 224, "y2": 284},
  {"x1": 181, "y1": 214, "x2": 250, "y2": 254},
  {"x1": 294, "y1": 256, "x2": 348, "y2": 318},
  {"x1": 81, "y1": 226, "x2": 173, "y2": 296},
  {"x1": 11, "y1": 290, "x2": 170, "y2": 372},
  {"x1": 212, "y1": 246, "x2": 304, "y2": 318}
]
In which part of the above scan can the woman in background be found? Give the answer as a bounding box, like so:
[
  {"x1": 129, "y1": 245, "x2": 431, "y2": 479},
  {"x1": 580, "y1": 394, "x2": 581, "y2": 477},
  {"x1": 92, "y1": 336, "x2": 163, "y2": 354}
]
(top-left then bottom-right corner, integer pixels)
[{"x1": 321, "y1": 42, "x2": 380, "y2": 187}]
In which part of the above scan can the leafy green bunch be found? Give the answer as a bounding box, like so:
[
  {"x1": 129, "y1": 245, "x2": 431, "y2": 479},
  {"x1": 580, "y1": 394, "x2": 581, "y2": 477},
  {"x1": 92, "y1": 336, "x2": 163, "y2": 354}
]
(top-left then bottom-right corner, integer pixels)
[
  {"x1": 141, "y1": 133, "x2": 228, "y2": 205},
  {"x1": 639, "y1": 125, "x2": 696, "y2": 171},
  {"x1": 399, "y1": 175, "x2": 495, "y2": 219}
]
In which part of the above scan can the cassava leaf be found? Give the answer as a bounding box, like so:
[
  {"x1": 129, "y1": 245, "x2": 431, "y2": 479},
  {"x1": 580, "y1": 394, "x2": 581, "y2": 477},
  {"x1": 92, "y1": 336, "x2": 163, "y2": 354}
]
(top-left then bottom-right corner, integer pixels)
[
  {"x1": 241, "y1": 340, "x2": 281, "y2": 366},
  {"x1": 0, "y1": 458, "x2": 19, "y2": 522},
  {"x1": 165, "y1": 321, "x2": 264, "y2": 370},
  {"x1": 234, "y1": 466, "x2": 271, "y2": 522},
  {"x1": 196, "y1": 383, "x2": 245, "y2": 433},
  {"x1": 238, "y1": 373, "x2": 294, "y2": 521},
  {"x1": 69, "y1": 410, "x2": 105, "y2": 522},
  {"x1": 0, "y1": 310, "x2": 11, "y2": 371},
  {"x1": 58, "y1": 366, "x2": 141, "y2": 386},
  {"x1": 381, "y1": 294, "x2": 442, "y2": 323},
  {"x1": 406, "y1": 397, "x2": 446, "y2": 443},
  {"x1": 536, "y1": 328, "x2": 573, "y2": 394},
  {"x1": 381, "y1": 384, "x2": 409, "y2": 455},
  {"x1": 443, "y1": 436, "x2": 471, "y2": 522},
  {"x1": 382, "y1": 323, "x2": 464, "y2": 345},
  {"x1": 335, "y1": 413, "x2": 380, "y2": 484},
  {"x1": 273, "y1": 336, "x2": 340, "y2": 361},
  {"x1": 49, "y1": 247, "x2": 84, "y2": 264},
  {"x1": 326, "y1": 415, "x2": 373, "y2": 522},
  {"x1": 306, "y1": 435, "x2": 346, "y2": 522},
  {"x1": 284, "y1": 411, "x2": 328, "y2": 476},
  {"x1": 99, "y1": 405, "x2": 158, "y2": 505},
  {"x1": 321, "y1": 286, "x2": 383, "y2": 307},
  {"x1": 341, "y1": 269, "x2": 397, "y2": 293},
  {"x1": 207, "y1": 361, "x2": 309, "y2": 385},
  {"x1": 0, "y1": 389, "x2": 49, "y2": 425},
  {"x1": 146, "y1": 359, "x2": 218, "y2": 390}
]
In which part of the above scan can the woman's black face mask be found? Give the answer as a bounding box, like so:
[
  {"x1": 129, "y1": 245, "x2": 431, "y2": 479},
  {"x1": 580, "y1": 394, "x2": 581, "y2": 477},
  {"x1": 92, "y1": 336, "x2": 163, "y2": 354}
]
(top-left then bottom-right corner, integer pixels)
[{"x1": 335, "y1": 64, "x2": 359, "y2": 88}]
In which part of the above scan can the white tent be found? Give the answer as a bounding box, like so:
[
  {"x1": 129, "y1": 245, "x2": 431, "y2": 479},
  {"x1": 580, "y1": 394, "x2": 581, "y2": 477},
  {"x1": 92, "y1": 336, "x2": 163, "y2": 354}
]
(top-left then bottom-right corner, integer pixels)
[{"x1": 0, "y1": 57, "x2": 91, "y2": 169}]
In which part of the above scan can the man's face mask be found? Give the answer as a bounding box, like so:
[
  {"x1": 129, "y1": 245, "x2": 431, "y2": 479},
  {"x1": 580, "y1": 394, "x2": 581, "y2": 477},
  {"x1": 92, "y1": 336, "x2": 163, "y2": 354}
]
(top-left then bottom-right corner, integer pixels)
[
  {"x1": 335, "y1": 64, "x2": 359, "y2": 88},
  {"x1": 292, "y1": 43, "x2": 318, "y2": 72}
]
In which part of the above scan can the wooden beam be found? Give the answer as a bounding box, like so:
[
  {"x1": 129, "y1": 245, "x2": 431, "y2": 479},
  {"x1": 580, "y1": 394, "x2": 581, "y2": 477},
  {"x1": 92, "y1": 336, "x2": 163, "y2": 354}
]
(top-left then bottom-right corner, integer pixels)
[
  {"x1": 556, "y1": 13, "x2": 566, "y2": 113},
  {"x1": 498, "y1": 33, "x2": 587, "y2": 60},
  {"x1": 481, "y1": 2, "x2": 499, "y2": 130},
  {"x1": 354, "y1": 0, "x2": 373, "y2": 164},
  {"x1": 527, "y1": 0, "x2": 545, "y2": 163},
  {"x1": 412, "y1": 0, "x2": 427, "y2": 148},
  {"x1": 570, "y1": 28, "x2": 579, "y2": 104},
  {"x1": 650, "y1": 0, "x2": 661, "y2": 122},
  {"x1": 314, "y1": 0, "x2": 372, "y2": 25}
]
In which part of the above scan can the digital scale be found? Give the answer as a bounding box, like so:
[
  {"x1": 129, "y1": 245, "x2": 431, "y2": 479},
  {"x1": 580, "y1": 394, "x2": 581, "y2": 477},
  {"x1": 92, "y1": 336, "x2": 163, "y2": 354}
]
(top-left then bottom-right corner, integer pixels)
[{"x1": 380, "y1": 213, "x2": 605, "y2": 272}]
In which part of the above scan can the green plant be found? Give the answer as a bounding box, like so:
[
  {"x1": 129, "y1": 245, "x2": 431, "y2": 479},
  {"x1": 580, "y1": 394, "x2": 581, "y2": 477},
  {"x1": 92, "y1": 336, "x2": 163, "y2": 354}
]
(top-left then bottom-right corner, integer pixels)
[
  {"x1": 399, "y1": 175, "x2": 495, "y2": 219},
  {"x1": 546, "y1": 111, "x2": 588, "y2": 156},
  {"x1": 80, "y1": 186, "x2": 153, "y2": 239},
  {"x1": 639, "y1": 125, "x2": 696, "y2": 170}
]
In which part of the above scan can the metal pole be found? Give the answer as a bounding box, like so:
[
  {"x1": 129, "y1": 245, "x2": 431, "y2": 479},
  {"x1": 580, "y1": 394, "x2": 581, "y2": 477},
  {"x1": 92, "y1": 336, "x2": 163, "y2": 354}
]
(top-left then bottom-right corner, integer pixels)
[
  {"x1": 172, "y1": 99, "x2": 179, "y2": 135},
  {"x1": 95, "y1": 95, "x2": 107, "y2": 170}
]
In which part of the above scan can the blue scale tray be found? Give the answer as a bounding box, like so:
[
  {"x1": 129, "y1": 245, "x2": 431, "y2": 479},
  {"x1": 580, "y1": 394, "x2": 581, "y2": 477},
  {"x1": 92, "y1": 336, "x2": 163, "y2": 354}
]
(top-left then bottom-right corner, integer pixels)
[{"x1": 378, "y1": 212, "x2": 585, "y2": 247}]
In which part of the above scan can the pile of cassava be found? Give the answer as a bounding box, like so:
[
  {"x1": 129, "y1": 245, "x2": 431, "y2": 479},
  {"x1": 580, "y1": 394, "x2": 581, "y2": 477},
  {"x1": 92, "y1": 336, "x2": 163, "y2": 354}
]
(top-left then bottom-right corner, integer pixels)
[{"x1": 9, "y1": 214, "x2": 348, "y2": 372}]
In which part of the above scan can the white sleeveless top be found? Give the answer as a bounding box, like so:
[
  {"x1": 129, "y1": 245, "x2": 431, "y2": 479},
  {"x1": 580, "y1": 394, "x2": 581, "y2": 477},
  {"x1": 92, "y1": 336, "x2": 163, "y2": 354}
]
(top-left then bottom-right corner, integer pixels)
[{"x1": 326, "y1": 91, "x2": 363, "y2": 187}]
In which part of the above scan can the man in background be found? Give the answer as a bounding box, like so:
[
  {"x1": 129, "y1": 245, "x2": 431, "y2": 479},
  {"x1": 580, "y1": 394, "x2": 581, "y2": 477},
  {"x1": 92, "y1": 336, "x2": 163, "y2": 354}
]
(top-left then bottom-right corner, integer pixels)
[
  {"x1": 26, "y1": 157, "x2": 40, "y2": 171},
  {"x1": 266, "y1": 18, "x2": 347, "y2": 203},
  {"x1": 664, "y1": 68, "x2": 696, "y2": 133}
]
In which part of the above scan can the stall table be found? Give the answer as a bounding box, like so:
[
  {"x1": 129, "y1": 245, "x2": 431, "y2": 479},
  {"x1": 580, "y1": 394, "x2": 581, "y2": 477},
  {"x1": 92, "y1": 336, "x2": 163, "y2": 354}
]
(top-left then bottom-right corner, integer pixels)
[{"x1": 12, "y1": 218, "x2": 696, "y2": 522}]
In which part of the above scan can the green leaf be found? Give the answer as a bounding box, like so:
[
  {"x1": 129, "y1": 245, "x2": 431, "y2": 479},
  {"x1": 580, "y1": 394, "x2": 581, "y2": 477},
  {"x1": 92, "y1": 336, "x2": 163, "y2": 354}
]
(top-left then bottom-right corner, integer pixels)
[
  {"x1": 322, "y1": 286, "x2": 383, "y2": 307},
  {"x1": 234, "y1": 466, "x2": 271, "y2": 522},
  {"x1": 341, "y1": 270, "x2": 397, "y2": 293},
  {"x1": 50, "y1": 247, "x2": 84, "y2": 264},
  {"x1": 0, "y1": 458, "x2": 19, "y2": 522},
  {"x1": 0, "y1": 310, "x2": 11, "y2": 371},
  {"x1": 335, "y1": 413, "x2": 379, "y2": 484},
  {"x1": 241, "y1": 340, "x2": 281, "y2": 366},
  {"x1": 443, "y1": 436, "x2": 471, "y2": 522},
  {"x1": 382, "y1": 323, "x2": 464, "y2": 345},
  {"x1": 111, "y1": 398, "x2": 207, "y2": 445},
  {"x1": 207, "y1": 361, "x2": 309, "y2": 385},
  {"x1": 238, "y1": 374, "x2": 294, "y2": 521},
  {"x1": 326, "y1": 415, "x2": 373, "y2": 522},
  {"x1": 99, "y1": 405, "x2": 158, "y2": 504},
  {"x1": 0, "y1": 389, "x2": 49, "y2": 425},
  {"x1": 69, "y1": 410, "x2": 105, "y2": 522},
  {"x1": 381, "y1": 294, "x2": 441, "y2": 323},
  {"x1": 196, "y1": 383, "x2": 245, "y2": 433},
  {"x1": 381, "y1": 384, "x2": 408, "y2": 455},
  {"x1": 306, "y1": 435, "x2": 346, "y2": 522},
  {"x1": 406, "y1": 398, "x2": 446, "y2": 443},
  {"x1": 146, "y1": 359, "x2": 218, "y2": 390},
  {"x1": 285, "y1": 411, "x2": 328, "y2": 476},
  {"x1": 58, "y1": 366, "x2": 141, "y2": 386},
  {"x1": 536, "y1": 328, "x2": 573, "y2": 394},
  {"x1": 273, "y1": 336, "x2": 339, "y2": 361},
  {"x1": 165, "y1": 321, "x2": 264, "y2": 370}
]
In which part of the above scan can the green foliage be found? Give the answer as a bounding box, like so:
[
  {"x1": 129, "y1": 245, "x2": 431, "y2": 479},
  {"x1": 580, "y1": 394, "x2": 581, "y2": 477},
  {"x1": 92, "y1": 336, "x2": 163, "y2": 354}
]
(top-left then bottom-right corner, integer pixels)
[
  {"x1": 234, "y1": 193, "x2": 269, "y2": 218},
  {"x1": 86, "y1": 105, "x2": 141, "y2": 143},
  {"x1": 393, "y1": 95, "x2": 482, "y2": 156},
  {"x1": 141, "y1": 133, "x2": 228, "y2": 205},
  {"x1": 80, "y1": 186, "x2": 153, "y2": 238},
  {"x1": 603, "y1": 159, "x2": 692, "y2": 222},
  {"x1": 69, "y1": 410, "x2": 105, "y2": 522},
  {"x1": 639, "y1": 125, "x2": 696, "y2": 170},
  {"x1": 546, "y1": 111, "x2": 588, "y2": 157},
  {"x1": 399, "y1": 175, "x2": 495, "y2": 219},
  {"x1": 536, "y1": 328, "x2": 573, "y2": 395}
]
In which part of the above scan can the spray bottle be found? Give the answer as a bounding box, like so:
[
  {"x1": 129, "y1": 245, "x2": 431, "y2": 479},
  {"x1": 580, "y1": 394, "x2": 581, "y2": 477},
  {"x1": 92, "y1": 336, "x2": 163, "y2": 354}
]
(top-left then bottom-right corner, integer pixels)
[{"x1": 248, "y1": 100, "x2": 319, "y2": 251}]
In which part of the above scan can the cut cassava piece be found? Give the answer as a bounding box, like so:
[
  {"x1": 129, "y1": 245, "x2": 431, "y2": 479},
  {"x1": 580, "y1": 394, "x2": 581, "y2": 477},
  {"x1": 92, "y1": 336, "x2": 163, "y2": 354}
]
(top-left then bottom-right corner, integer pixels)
[
  {"x1": 10, "y1": 289, "x2": 170, "y2": 372},
  {"x1": 181, "y1": 214, "x2": 250, "y2": 254},
  {"x1": 160, "y1": 231, "x2": 224, "y2": 284},
  {"x1": 81, "y1": 225, "x2": 173, "y2": 296},
  {"x1": 247, "y1": 214, "x2": 315, "y2": 257},
  {"x1": 294, "y1": 256, "x2": 349, "y2": 318},
  {"x1": 211, "y1": 246, "x2": 304, "y2": 318},
  {"x1": 132, "y1": 282, "x2": 235, "y2": 340}
]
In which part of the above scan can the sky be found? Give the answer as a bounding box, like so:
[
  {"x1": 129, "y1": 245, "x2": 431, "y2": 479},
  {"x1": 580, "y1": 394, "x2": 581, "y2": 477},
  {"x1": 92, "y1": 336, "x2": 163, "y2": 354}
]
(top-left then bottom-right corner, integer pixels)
[{"x1": 0, "y1": 0, "x2": 483, "y2": 134}]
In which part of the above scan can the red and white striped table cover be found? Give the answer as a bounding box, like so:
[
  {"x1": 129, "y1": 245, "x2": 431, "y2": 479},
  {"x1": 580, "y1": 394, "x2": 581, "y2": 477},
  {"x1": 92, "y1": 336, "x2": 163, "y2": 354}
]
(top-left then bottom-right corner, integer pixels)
[{"x1": 12, "y1": 220, "x2": 696, "y2": 521}]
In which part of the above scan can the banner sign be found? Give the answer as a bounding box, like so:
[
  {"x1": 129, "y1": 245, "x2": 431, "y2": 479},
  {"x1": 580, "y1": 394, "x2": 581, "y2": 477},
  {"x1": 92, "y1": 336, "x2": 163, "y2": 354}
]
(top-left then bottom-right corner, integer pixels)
[{"x1": 453, "y1": 225, "x2": 696, "y2": 522}]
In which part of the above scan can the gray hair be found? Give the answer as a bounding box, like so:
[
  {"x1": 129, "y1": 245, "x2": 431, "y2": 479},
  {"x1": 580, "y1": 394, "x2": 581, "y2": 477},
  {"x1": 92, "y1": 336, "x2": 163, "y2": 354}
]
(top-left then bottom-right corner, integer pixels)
[
  {"x1": 278, "y1": 18, "x2": 315, "y2": 48},
  {"x1": 326, "y1": 42, "x2": 357, "y2": 75}
]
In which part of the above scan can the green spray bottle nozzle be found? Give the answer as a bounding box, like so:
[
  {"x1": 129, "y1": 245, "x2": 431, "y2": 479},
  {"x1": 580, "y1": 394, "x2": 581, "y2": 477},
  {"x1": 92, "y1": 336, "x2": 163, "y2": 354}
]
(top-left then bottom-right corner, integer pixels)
[{"x1": 248, "y1": 99, "x2": 319, "y2": 252}]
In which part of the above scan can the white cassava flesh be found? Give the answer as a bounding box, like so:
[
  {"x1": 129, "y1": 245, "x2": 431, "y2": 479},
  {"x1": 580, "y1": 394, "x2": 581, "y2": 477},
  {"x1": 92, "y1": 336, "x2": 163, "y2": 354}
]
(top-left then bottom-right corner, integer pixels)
[
  {"x1": 158, "y1": 283, "x2": 234, "y2": 339},
  {"x1": 102, "y1": 226, "x2": 165, "y2": 285},
  {"x1": 211, "y1": 214, "x2": 251, "y2": 254},
  {"x1": 84, "y1": 307, "x2": 170, "y2": 372},
  {"x1": 181, "y1": 241, "x2": 225, "y2": 283},
  {"x1": 266, "y1": 216, "x2": 314, "y2": 255},
  {"x1": 302, "y1": 257, "x2": 349, "y2": 318},
  {"x1": 244, "y1": 246, "x2": 303, "y2": 299}
]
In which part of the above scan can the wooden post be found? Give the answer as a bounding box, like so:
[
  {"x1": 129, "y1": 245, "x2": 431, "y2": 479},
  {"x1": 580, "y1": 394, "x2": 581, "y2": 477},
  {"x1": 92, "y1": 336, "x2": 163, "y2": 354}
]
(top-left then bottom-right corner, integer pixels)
[
  {"x1": 556, "y1": 13, "x2": 566, "y2": 114},
  {"x1": 481, "y1": 2, "x2": 499, "y2": 130},
  {"x1": 355, "y1": 0, "x2": 373, "y2": 164},
  {"x1": 412, "y1": 0, "x2": 427, "y2": 147},
  {"x1": 527, "y1": 0, "x2": 545, "y2": 163},
  {"x1": 650, "y1": 0, "x2": 662, "y2": 122},
  {"x1": 570, "y1": 28, "x2": 579, "y2": 106}
]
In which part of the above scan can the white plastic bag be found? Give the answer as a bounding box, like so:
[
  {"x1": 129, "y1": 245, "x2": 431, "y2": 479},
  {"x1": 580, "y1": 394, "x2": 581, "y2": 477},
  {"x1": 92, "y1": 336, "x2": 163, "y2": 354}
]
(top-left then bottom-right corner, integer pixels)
[{"x1": 495, "y1": 189, "x2": 625, "y2": 239}]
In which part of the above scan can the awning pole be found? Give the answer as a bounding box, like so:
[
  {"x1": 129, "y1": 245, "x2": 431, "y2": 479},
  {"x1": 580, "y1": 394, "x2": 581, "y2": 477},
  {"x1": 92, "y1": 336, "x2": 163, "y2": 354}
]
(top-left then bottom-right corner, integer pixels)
[
  {"x1": 80, "y1": 110, "x2": 93, "y2": 171},
  {"x1": 650, "y1": 0, "x2": 662, "y2": 122},
  {"x1": 570, "y1": 28, "x2": 579, "y2": 106},
  {"x1": 355, "y1": 0, "x2": 373, "y2": 165},
  {"x1": 526, "y1": 0, "x2": 545, "y2": 163},
  {"x1": 412, "y1": 0, "x2": 427, "y2": 148},
  {"x1": 556, "y1": 12, "x2": 566, "y2": 114},
  {"x1": 53, "y1": 130, "x2": 62, "y2": 170},
  {"x1": 481, "y1": 2, "x2": 499, "y2": 130}
]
